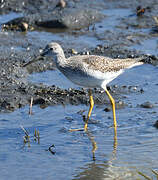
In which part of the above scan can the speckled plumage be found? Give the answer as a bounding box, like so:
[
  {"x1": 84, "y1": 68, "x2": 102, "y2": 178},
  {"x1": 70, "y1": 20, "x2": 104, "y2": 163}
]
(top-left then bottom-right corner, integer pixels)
[
  {"x1": 41, "y1": 42, "x2": 143, "y2": 89},
  {"x1": 68, "y1": 55, "x2": 143, "y2": 73}
]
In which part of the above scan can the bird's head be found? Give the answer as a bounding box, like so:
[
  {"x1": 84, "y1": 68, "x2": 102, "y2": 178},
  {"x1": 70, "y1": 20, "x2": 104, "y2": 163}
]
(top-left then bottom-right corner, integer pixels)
[
  {"x1": 22, "y1": 42, "x2": 65, "y2": 67},
  {"x1": 41, "y1": 42, "x2": 63, "y2": 58}
]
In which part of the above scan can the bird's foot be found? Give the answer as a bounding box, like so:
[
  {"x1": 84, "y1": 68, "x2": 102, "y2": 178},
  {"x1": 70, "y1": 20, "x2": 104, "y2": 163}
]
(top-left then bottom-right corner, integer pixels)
[
  {"x1": 69, "y1": 128, "x2": 84, "y2": 132},
  {"x1": 69, "y1": 124, "x2": 88, "y2": 132},
  {"x1": 69, "y1": 122, "x2": 88, "y2": 132}
]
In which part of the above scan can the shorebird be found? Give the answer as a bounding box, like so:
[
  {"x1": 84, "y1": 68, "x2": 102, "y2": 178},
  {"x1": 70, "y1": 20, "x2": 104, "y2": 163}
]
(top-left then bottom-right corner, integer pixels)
[{"x1": 23, "y1": 42, "x2": 143, "y2": 135}]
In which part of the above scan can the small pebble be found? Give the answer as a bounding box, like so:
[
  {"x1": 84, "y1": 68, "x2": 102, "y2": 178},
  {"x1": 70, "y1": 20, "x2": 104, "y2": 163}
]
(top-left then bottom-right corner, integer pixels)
[
  {"x1": 112, "y1": 84, "x2": 117, "y2": 88},
  {"x1": 133, "y1": 86, "x2": 137, "y2": 90},
  {"x1": 140, "y1": 88, "x2": 144, "y2": 93},
  {"x1": 56, "y1": 0, "x2": 66, "y2": 8},
  {"x1": 116, "y1": 101, "x2": 126, "y2": 109},
  {"x1": 104, "y1": 107, "x2": 111, "y2": 112},
  {"x1": 71, "y1": 49, "x2": 78, "y2": 55},
  {"x1": 21, "y1": 22, "x2": 28, "y2": 31}
]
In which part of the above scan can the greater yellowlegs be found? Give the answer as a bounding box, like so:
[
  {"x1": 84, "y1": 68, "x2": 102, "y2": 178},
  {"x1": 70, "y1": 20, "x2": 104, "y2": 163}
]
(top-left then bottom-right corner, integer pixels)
[{"x1": 24, "y1": 42, "x2": 143, "y2": 135}]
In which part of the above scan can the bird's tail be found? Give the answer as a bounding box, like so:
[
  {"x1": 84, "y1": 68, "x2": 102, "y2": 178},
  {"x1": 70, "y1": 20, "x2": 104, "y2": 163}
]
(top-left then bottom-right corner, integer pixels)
[{"x1": 133, "y1": 57, "x2": 144, "y2": 66}]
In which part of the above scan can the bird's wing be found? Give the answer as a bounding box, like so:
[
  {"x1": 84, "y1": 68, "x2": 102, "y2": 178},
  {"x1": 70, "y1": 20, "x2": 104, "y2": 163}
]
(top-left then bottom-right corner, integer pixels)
[{"x1": 72, "y1": 55, "x2": 143, "y2": 73}]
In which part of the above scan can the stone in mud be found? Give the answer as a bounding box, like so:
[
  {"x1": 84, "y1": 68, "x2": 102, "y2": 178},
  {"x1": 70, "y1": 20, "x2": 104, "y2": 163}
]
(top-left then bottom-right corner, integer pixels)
[
  {"x1": 0, "y1": 28, "x2": 157, "y2": 113},
  {"x1": 2, "y1": 5, "x2": 104, "y2": 31},
  {"x1": 2, "y1": 17, "x2": 32, "y2": 32},
  {"x1": 116, "y1": 100, "x2": 126, "y2": 109},
  {"x1": 104, "y1": 107, "x2": 111, "y2": 112},
  {"x1": 36, "y1": 8, "x2": 104, "y2": 30},
  {"x1": 140, "y1": 101, "x2": 154, "y2": 108},
  {"x1": 153, "y1": 120, "x2": 158, "y2": 129},
  {"x1": 0, "y1": 0, "x2": 53, "y2": 14}
]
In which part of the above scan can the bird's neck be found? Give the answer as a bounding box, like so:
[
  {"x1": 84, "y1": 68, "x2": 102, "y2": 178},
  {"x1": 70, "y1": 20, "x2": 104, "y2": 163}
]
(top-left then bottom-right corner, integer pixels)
[{"x1": 54, "y1": 51, "x2": 66, "y2": 67}]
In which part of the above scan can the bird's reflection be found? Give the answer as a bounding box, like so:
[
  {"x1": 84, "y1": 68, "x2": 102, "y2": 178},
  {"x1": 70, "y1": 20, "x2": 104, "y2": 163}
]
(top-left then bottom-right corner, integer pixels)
[
  {"x1": 72, "y1": 116, "x2": 118, "y2": 180},
  {"x1": 113, "y1": 130, "x2": 117, "y2": 156},
  {"x1": 85, "y1": 128, "x2": 117, "y2": 161},
  {"x1": 82, "y1": 111, "x2": 117, "y2": 160},
  {"x1": 85, "y1": 130, "x2": 98, "y2": 161}
]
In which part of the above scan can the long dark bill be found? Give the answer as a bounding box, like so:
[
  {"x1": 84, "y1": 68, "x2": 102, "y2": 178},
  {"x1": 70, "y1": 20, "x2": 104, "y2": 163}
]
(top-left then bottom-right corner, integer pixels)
[
  {"x1": 22, "y1": 55, "x2": 43, "y2": 67},
  {"x1": 22, "y1": 48, "x2": 49, "y2": 68}
]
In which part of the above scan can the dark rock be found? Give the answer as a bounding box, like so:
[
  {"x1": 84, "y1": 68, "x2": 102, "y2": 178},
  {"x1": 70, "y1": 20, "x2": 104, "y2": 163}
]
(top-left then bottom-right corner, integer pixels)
[
  {"x1": 36, "y1": 19, "x2": 67, "y2": 29},
  {"x1": 104, "y1": 107, "x2": 111, "y2": 112},
  {"x1": 2, "y1": 5, "x2": 104, "y2": 31},
  {"x1": 36, "y1": 8, "x2": 104, "y2": 30},
  {"x1": 140, "y1": 101, "x2": 154, "y2": 108},
  {"x1": 2, "y1": 17, "x2": 31, "y2": 32},
  {"x1": 153, "y1": 120, "x2": 158, "y2": 128},
  {"x1": 33, "y1": 97, "x2": 46, "y2": 105}
]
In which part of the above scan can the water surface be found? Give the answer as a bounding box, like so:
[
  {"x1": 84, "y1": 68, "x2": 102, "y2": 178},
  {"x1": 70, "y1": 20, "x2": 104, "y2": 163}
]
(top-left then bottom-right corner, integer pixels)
[{"x1": 1, "y1": 63, "x2": 158, "y2": 179}]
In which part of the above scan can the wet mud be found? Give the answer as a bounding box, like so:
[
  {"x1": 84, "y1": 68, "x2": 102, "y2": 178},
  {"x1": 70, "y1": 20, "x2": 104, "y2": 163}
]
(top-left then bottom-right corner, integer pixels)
[
  {"x1": 0, "y1": 0, "x2": 158, "y2": 113},
  {"x1": 0, "y1": 40, "x2": 154, "y2": 113}
]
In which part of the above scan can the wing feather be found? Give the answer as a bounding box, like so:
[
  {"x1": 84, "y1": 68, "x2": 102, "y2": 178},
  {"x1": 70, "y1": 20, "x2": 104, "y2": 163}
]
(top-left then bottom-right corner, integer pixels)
[{"x1": 68, "y1": 55, "x2": 143, "y2": 73}]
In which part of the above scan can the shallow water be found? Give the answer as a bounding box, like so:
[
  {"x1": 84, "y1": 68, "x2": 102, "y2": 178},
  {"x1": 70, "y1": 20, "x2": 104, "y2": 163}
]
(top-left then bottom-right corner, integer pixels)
[
  {"x1": 131, "y1": 38, "x2": 158, "y2": 55},
  {"x1": 1, "y1": 63, "x2": 158, "y2": 179}
]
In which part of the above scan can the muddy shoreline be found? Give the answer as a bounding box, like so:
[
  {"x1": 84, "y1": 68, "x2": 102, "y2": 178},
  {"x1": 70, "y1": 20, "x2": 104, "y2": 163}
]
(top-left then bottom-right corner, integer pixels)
[{"x1": 0, "y1": 0, "x2": 157, "y2": 112}]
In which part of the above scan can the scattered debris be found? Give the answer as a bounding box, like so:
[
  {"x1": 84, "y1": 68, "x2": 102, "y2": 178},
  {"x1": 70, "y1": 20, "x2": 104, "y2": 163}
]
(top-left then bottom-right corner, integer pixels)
[
  {"x1": 136, "y1": 6, "x2": 146, "y2": 16},
  {"x1": 138, "y1": 169, "x2": 158, "y2": 180},
  {"x1": 136, "y1": 6, "x2": 151, "y2": 16},
  {"x1": 71, "y1": 48, "x2": 78, "y2": 55},
  {"x1": 154, "y1": 16, "x2": 158, "y2": 25},
  {"x1": 20, "y1": 125, "x2": 30, "y2": 147},
  {"x1": 46, "y1": 144, "x2": 56, "y2": 155},
  {"x1": 152, "y1": 16, "x2": 158, "y2": 33},
  {"x1": 29, "y1": 97, "x2": 34, "y2": 115},
  {"x1": 34, "y1": 128, "x2": 40, "y2": 144},
  {"x1": 2, "y1": 17, "x2": 31, "y2": 32},
  {"x1": 20, "y1": 126, "x2": 40, "y2": 147}
]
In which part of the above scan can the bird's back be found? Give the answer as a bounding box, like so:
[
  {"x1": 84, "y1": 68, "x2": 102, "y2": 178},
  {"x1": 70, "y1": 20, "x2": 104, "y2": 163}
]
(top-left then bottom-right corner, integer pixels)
[{"x1": 67, "y1": 55, "x2": 143, "y2": 73}]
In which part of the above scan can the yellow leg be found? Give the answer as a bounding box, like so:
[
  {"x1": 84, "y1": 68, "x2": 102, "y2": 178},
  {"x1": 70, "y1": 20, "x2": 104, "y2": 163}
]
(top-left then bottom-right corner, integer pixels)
[
  {"x1": 69, "y1": 89, "x2": 94, "y2": 132},
  {"x1": 105, "y1": 89, "x2": 117, "y2": 136},
  {"x1": 84, "y1": 89, "x2": 94, "y2": 131}
]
